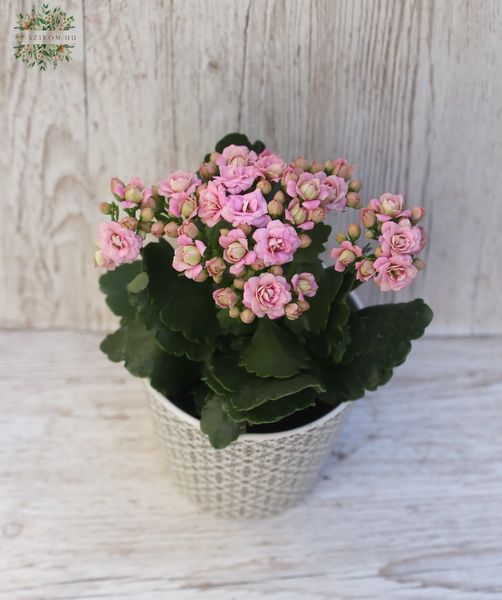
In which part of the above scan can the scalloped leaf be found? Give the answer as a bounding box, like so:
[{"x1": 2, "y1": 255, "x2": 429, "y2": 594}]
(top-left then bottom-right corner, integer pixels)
[
  {"x1": 223, "y1": 389, "x2": 317, "y2": 424},
  {"x1": 99, "y1": 262, "x2": 142, "y2": 318},
  {"x1": 200, "y1": 395, "x2": 241, "y2": 449},
  {"x1": 239, "y1": 318, "x2": 309, "y2": 378}
]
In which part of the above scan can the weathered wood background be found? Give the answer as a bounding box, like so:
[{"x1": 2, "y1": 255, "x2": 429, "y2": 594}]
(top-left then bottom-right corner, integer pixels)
[{"x1": 1, "y1": 0, "x2": 501, "y2": 334}]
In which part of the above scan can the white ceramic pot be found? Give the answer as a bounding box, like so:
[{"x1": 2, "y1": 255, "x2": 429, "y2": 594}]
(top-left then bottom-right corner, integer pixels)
[{"x1": 146, "y1": 384, "x2": 352, "y2": 519}]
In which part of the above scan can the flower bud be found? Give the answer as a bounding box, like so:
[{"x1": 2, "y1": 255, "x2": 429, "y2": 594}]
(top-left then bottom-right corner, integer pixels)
[
  {"x1": 141, "y1": 196, "x2": 156, "y2": 210},
  {"x1": 285, "y1": 303, "x2": 302, "y2": 320},
  {"x1": 274, "y1": 191, "x2": 286, "y2": 204},
  {"x1": 357, "y1": 259, "x2": 376, "y2": 280},
  {"x1": 268, "y1": 199, "x2": 284, "y2": 216},
  {"x1": 361, "y1": 208, "x2": 377, "y2": 228},
  {"x1": 194, "y1": 269, "x2": 208, "y2": 282},
  {"x1": 310, "y1": 206, "x2": 326, "y2": 223},
  {"x1": 289, "y1": 202, "x2": 308, "y2": 225},
  {"x1": 335, "y1": 233, "x2": 346, "y2": 244},
  {"x1": 240, "y1": 309, "x2": 255, "y2": 324},
  {"x1": 209, "y1": 151, "x2": 220, "y2": 163},
  {"x1": 333, "y1": 160, "x2": 354, "y2": 180},
  {"x1": 269, "y1": 265, "x2": 283, "y2": 275},
  {"x1": 151, "y1": 222, "x2": 165, "y2": 237},
  {"x1": 374, "y1": 246, "x2": 382, "y2": 258},
  {"x1": 349, "y1": 179, "x2": 361, "y2": 193},
  {"x1": 110, "y1": 177, "x2": 125, "y2": 199},
  {"x1": 124, "y1": 185, "x2": 142, "y2": 204},
  {"x1": 251, "y1": 259, "x2": 266, "y2": 271},
  {"x1": 220, "y1": 228, "x2": 229, "y2": 236},
  {"x1": 297, "y1": 299, "x2": 310, "y2": 312},
  {"x1": 229, "y1": 307, "x2": 240, "y2": 318},
  {"x1": 227, "y1": 241, "x2": 247, "y2": 262},
  {"x1": 324, "y1": 159, "x2": 334, "y2": 173},
  {"x1": 311, "y1": 161, "x2": 324, "y2": 173},
  {"x1": 339, "y1": 249, "x2": 357, "y2": 266},
  {"x1": 294, "y1": 157, "x2": 309, "y2": 170},
  {"x1": 164, "y1": 221, "x2": 179, "y2": 238},
  {"x1": 410, "y1": 206, "x2": 425, "y2": 225},
  {"x1": 182, "y1": 245, "x2": 202, "y2": 266},
  {"x1": 140, "y1": 207, "x2": 155, "y2": 222},
  {"x1": 365, "y1": 230, "x2": 376, "y2": 239},
  {"x1": 413, "y1": 258, "x2": 426, "y2": 270},
  {"x1": 238, "y1": 223, "x2": 252, "y2": 235},
  {"x1": 346, "y1": 192, "x2": 361, "y2": 208},
  {"x1": 151, "y1": 184, "x2": 160, "y2": 199},
  {"x1": 178, "y1": 220, "x2": 199, "y2": 238},
  {"x1": 299, "y1": 233, "x2": 312, "y2": 248},
  {"x1": 199, "y1": 161, "x2": 218, "y2": 180},
  {"x1": 94, "y1": 249, "x2": 105, "y2": 267},
  {"x1": 233, "y1": 278, "x2": 245, "y2": 290},
  {"x1": 137, "y1": 229, "x2": 147, "y2": 239},
  {"x1": 348, "y1": 223, "x2": 361, "y2": 240},
  {"x1": 120, "y1": 216, "x2": 138, "y2": 230},
  {"x1": 180, "y1": 197, "x2": 197, "y2": 219},
  {"x1": 257, "y1": 180, "x2": 272, "y2": 195},
  {"x1": 139, "y1": 221, "x2": 152, "y2": 233},
  {"x1": 99, "y1": 202, "x2": 113, "y2": 215}
]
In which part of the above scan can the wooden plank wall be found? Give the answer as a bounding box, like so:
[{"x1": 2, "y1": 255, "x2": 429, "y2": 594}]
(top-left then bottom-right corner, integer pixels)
[{"x1": 1, "y1": 0, "x2": 501, "y2": 335}]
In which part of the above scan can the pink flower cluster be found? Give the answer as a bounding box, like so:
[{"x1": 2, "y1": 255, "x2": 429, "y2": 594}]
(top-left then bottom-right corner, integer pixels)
[
  {"x1": 330, "y1": 193, "x2": 426, "y2": 292},
  {"x1": 96, "y1": 140, "x2": 427, "y2": 321}
]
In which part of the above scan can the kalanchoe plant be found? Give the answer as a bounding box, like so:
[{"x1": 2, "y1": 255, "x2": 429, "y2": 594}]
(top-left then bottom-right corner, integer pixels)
[{"x1": 96, "y1": 133, "x2": 433, "y2": 448}]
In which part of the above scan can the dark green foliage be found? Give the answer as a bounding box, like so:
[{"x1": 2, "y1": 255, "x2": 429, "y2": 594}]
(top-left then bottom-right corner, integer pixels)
[
  {"x1": 214, "y1": 133, "x2": 266, "y2": 155},
  {"x1": 100, "y1": 240, "x2": 433, "y2": 449}
]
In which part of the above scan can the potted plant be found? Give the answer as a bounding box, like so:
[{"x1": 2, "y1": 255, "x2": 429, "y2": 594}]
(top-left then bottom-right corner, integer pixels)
[{"x1": 96, "y1": 133, "x2": 432, "y2": 518}]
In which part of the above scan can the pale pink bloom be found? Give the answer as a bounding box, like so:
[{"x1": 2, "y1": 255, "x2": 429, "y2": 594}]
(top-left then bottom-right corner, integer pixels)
[
  {"x1": 122, "y1": 177, "x2": 145, "y2": 208},
  {"x1": 331, "y1": 241, "x2": 363, "y2": 272},
  {"x1": 220, "y1": 189, "x2": 270, "y2": 227},
  {"x1": 172, "y1": 235, "x2": 207, "y2": 280},
  {"x1": 291, "y1": 273, "x2": 318, "y2": 300},
  {"x1": 110, "y1": 177, "x2": 125, "y2": 199},
  {"x1": 213, "y1": 287, "x2": 238, "y2": 309},
  {"x1": 253, "y1": 221, "x2": 300, "y2": 266},
  {"x1": 205, "y1": 257, "x2": 226, "y2": 281},
  {"x1": 319, "y1": 175, "x2": 348, "y2": 211},
  {"x1": 219, "y1": 228, "x2": 256, "y2": 275},
  {"x1": 368, "y1": 193, "x2": 411, "y2": 222},
  {"x1": 243, "y1": 273, "x2": 292, "y2": 319},
  {"x1": 285, "y1": 199, "x2": 314, "y2": 230},
  {"x1": 215, "y1": 164, "x2": 257, "y2": 194},
  {"x1": 287, "y1": 171, "x2": 327, "y2": 203},
  {"x1": 198, "y1": 182, "x2": 227, "y2": 227},
  {"x1": 168, "y1": 193, "x2": 197, "y2": 219},
  {"x1": 379, "y1": 219, "x2": 425, "y2": 256},
  {"x1": 255, "y1": 150, "x2": 285, "y2": 181},
  {"x1": 97, "y1": 221, "x2": 142, "y2": 271},
  {"x1": 281, "y1": 164, "x2": 302, "y2": 187},
  {"x1": 177, "y1": 220, "x2": 199, "y2": 238},
  {"x1": 158, "y1": 171, "x2": 201, "y2": 200},
  {"x1": 140, "y1": 186, "x2": 155, "y2": 209},
  {"x1": 216, "y1": 145, "x2": 257, "y2": 168},
  {"x1": 374, "y1": 254, "x2": 418, "y2": 291},
  {"x1": 332, "y1": 158, "x2": 354, "y2": 180},
  {"x1": 355, "y1": 258, "x2": 376, "y2": 282}
]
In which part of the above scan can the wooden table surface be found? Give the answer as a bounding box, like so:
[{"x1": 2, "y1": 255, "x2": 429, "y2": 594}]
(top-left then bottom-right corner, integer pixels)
[{"x1": 1, "y1": 331, "x2": 501, "y2": 599}]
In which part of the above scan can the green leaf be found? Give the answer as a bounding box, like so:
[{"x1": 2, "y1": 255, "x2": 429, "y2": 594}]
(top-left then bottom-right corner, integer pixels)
[
  {"x1": 320, "y1": 299, "x2": 433, "y2": 404},
  {"x1": 301, "y1": 268, "x2": 344, "y2": 334},
  {"x1": 127, "y1": 271, "x2": 149, "y2": 293},
  {"x1": 155, "y1": 326, "x2": 213, "y2": 361},
  {"x1": 224, "y1": 388, "x2": 317, "y2": 425},
  {"x1": 215, "y1": 132, "x2": 252, "y2": 153},
  {"x1": 240, "y1": 318, "x2": 309, "y2": 378},
  {"x1": 292, "y1": 223, "x2": 331, "y2": 263},
  {"x1": 99, "y1": 262, "x2": 142, "y2": 318},
  {"x1": 200, "y1": 395, "x2": 241, "y2": 449}
]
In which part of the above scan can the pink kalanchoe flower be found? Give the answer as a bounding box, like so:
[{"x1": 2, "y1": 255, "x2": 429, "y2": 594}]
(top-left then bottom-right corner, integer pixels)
[
  {"x1": 368, "y1": 193, "x2": 411, "y2": 223},
  {"x1": 332, "y1": 158, "x2": 354, "y2": 180},
  {"x1": 252, "y1": 221, "x2": 300, "y2": 266},
  {"x1": 243, "y1": 273, "x2": 292, "y2": 319},
  {"x1": 287, "y1": 171, "x2": 327, "y2": 203},
  {"x1": 168, "y1": 193, "x2": 198, "y2": 220},
  {"x1": 198, "y1": 181, "x2": 227, "y2": 227},
  {"x1": 122, "y1": 177, "x2": 145, "y2": 208},
  {"x1": 158, "y1": 171, "x2": 201, "y2": 200},
  {"x1": 219, "y1": 228, "x2": 256, "y2": 275},
  {"x1": 285, "y1": 199, "x2": 314, "y2": 230},
  {"x1": 213, "y1": 287, "x2": 238, "y2": 309},
  {"x1": 216, "y1": 145, "x2": 257, "y2": 168},
  {"x1": 379, "y1": 219, "x2": 425, "y2": 257},
  {"x1": 355, "y1": 258, "x2": 376, "y2": 282},
  {"x1": 255, "y1": 150, "x2": 285, "y2": 181},
  {"x1": 331, "y1": 241, "x2": 363, "y2": 272},
  {"x1": 281, "y1": 164, "x2": 303, "y2": 187},
  {"x1": 291, "y1": 273, "x2": 318, "y2": 301},
  {"x1": 319, "y1": 175, "x2": 348, "y2": 211},
  {"x1": 374, "y1": 254, "x2": 418, "y2": 292},
  {"x1": 110, "y1": 177, "x2": 125, "y2": 200},
  {"x1": 140, "y1": 186, "x2": 155, "y2": 209},
  {"x1": 96, "y1": 221, "x2": 142, "y2": 271},
  {"x1": 220, "y1": 189, "x2": 270, "y2": 227},
  {"x1": 172, "y1": 235, "x2": 207, "y2": 280}
]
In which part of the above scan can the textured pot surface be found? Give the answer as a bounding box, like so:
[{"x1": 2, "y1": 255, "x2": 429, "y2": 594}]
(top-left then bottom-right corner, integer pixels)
[{"x1": 146, "y1": 384, "x2": 352, "y2": 519}]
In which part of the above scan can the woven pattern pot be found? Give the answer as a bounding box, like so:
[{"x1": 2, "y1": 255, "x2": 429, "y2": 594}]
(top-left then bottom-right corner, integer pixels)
[{"x1": 146, "y1": 384, "x2": 352, "y2": 519}]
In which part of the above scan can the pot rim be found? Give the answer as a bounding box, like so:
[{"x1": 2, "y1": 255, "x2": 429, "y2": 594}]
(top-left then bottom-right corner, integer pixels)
[
  {"x1": 145, "y1": 382, "x2": 350, "y2": 441},
  {"x1": 145, "y1": 290, "x2": 361, "y2": 442}
]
